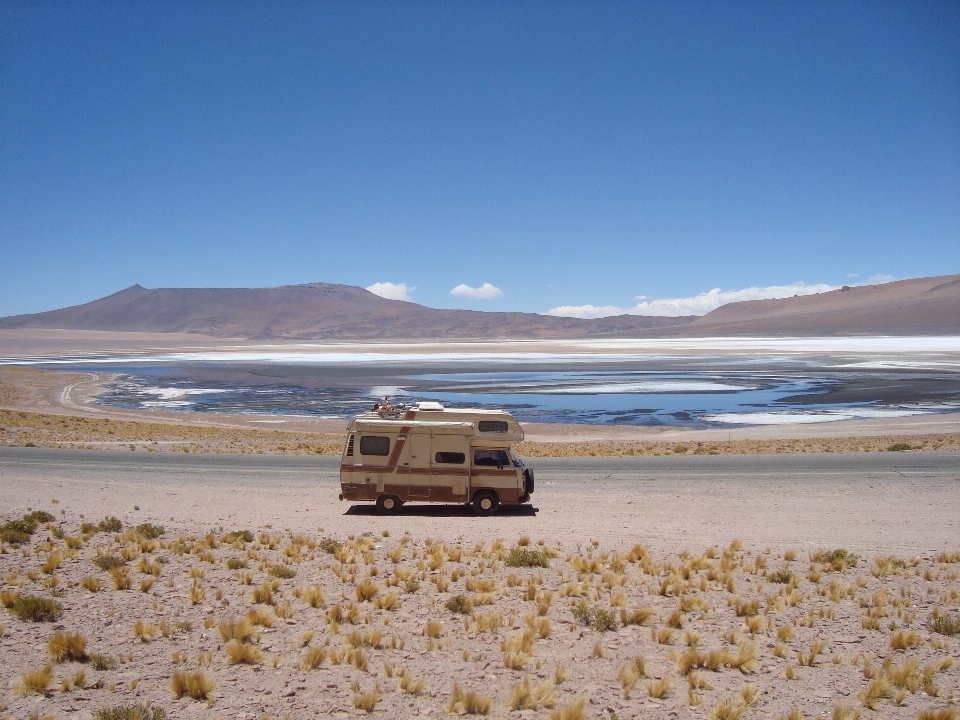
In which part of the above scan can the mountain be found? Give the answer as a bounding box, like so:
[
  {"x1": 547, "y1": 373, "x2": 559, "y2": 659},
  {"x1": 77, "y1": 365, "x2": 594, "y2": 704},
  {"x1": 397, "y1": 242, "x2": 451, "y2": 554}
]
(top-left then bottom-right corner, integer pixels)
[
  {"x1": 0, "y1": 283, "x2": 693, "y2": 340},
  {"x1": 0, "y1": 275, "x2": 956, "y2": 340},
  {"x1": 685, "y1": 274, "x2": 960, "y2": 336}
]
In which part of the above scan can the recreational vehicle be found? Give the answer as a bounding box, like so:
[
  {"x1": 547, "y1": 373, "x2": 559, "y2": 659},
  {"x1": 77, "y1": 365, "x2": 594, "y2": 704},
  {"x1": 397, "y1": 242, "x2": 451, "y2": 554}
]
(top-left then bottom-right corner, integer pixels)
[{"x1": 339, "y1": 401, "x2": 534, "y2": 515}]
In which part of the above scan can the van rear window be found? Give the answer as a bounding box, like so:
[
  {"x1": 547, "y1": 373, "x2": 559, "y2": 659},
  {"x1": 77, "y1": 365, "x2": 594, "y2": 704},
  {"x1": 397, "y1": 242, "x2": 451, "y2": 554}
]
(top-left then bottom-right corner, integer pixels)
[
  {"x1": 435, "y1": 452, "x2": 465, "y2": 464},
  {"x1": 359, "y1": 436, "x2": 390, "y2": 456},
  {"x1": 478, "y1": 420, "x2": 508, "y2": 433}
]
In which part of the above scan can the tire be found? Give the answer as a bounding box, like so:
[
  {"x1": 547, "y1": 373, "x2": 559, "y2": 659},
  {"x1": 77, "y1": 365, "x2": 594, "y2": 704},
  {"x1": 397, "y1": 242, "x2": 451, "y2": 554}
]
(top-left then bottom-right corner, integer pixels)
[
  {"x1": 472, "y1": 490, "x2": 500, "y2": 516},
  {"x1": 376, "y1": 494, "x2": 402, "y2": 514}
]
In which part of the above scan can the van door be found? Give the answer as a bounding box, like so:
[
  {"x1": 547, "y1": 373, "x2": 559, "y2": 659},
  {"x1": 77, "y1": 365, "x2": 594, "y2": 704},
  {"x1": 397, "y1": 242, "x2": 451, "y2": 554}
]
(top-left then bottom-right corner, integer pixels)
[
  {"x1": 430, "y1": 433, "x2": 470, "y2": 501},
  {"x1": 406, "y1": 431, "x2": 432, "y2": 498}
]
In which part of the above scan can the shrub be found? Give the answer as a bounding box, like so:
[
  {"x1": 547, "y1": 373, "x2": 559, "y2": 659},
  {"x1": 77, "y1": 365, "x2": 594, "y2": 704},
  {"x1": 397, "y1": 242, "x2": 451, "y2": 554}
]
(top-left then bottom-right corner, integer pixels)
[
  {"x1": 268, "y1": 565, "x2": 296, "y2": 579},
  {"x1": 505, "y1": 548, "x2": 550, "y2": 568},
  {"x1": 446, "y1": 595, "x2": 473, "y2": 614},
  {"x1": 9, "y1": 595, "x2": 62, "y2": 622},
  {"x1": 134, "y1": 523, "x2": 164, "y2": 539},
  {"x1": 886, "y1": 443, "x2": 913, "y2": 452},
  {"x1": 98, "y1": 516, "x2": 123, "y2": 533},
  {"x1": 226, "y1": 558, "x2": 247, "y2": 570},
  {"x1": 90, "y1": 654, "x2": 116, "y2": 670},
  {"x1": 94, "y1": 706, "x2": 167, "y2": 720},
  {"x1": 572, "y1": 603, "x2": 618, "y2": 632},
  {"x1": 319, "y1": 538, "x2": 342, "y2": 554},
  {"x1": 810, "y1": 548, "x2": 860, "y2": 569},
  {"x1": 94, "y1": 555, "x2": 126, "y2": 571},
  {"x1": 223, "y1": 530, "x2": 254, "y2": 543},
  {"x1": 768, "y1": 569, "x2": 793, "y2": 584},
  {"x1": 929, "y1": 610, "x2": 960, "y2": 636}
]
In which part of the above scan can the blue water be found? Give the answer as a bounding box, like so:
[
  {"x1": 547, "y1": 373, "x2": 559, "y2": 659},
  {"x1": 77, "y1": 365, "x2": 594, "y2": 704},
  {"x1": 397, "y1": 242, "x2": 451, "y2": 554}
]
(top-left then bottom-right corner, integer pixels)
[{"x1": 7, "y1": 344, "x2": 960, "y2": 427}]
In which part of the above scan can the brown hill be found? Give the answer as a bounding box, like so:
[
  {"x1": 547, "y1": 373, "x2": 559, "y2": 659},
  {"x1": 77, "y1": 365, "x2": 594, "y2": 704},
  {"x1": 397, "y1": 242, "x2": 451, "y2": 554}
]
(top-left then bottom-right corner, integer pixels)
[
  {"x1": 684, "y1": 274, "x2": 960, "y2": 336},
  {"x1": 0, "y1": 275, "x2": 956, "y2": 340},
  {"x1": 0, "y1": 282, "x2": 693, "y2": 340}
]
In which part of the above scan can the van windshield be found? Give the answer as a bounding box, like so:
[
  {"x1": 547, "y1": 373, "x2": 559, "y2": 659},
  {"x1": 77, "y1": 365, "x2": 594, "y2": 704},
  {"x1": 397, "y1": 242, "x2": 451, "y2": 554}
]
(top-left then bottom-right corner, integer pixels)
[{"x1": 508, "y1": 447, "x2": 523, "y2": 467}]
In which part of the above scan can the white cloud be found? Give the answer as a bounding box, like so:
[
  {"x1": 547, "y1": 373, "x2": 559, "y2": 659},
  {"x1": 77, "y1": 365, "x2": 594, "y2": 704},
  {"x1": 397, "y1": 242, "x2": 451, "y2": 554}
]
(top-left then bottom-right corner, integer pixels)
[
  {"x1": 867, "y1": 274, "x2": 895, "y2": 284},
  {"x1": 545, "y1": 304, "x2": 626, "y2": 320},
  {"x1": 847, "y1": 273, "x2": 860, "y2": 279},
  {"x1": 450, "y1": 283, "x2": 503, "y2": 300},
  {"x1": 546, "y1": 281, "x2": 838, "y2": 319},
  {"x1": 366, "y1": 282, "x2": 415, "y2": 302}
]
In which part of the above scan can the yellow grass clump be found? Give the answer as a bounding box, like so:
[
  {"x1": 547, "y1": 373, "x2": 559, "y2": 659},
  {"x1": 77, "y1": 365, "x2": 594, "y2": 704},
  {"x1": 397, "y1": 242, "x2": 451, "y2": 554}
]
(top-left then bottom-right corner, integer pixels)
[{"x1": 171, "y1": 670, "x2": 213, "y2": 700}]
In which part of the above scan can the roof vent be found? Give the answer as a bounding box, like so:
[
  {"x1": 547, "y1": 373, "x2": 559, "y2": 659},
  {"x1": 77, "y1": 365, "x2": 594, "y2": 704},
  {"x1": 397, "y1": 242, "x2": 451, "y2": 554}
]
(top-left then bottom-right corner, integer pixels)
[{"x1": 417, "y1": 401, "x2": 445, "y2": 411}]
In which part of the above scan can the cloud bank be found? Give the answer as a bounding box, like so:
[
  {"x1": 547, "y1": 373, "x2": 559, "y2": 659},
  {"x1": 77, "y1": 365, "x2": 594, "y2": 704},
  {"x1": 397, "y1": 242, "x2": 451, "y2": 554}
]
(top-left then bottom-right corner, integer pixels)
[
  {"x1": 366, "y1": 282, "x2": 415, "y2": 302},
  {"x1": 450, "y1": 283, "x2": 502, "y2": 299},
  {"x1": 547, "y1": 282, "x2": 839, "y2": 319}
]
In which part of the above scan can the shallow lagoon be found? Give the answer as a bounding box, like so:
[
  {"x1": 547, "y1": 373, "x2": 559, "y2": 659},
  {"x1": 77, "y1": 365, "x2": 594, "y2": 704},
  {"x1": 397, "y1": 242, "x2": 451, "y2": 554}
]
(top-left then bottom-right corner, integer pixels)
[{"x1": 5, "y1": 337, "x2": 959, "y2": 428}]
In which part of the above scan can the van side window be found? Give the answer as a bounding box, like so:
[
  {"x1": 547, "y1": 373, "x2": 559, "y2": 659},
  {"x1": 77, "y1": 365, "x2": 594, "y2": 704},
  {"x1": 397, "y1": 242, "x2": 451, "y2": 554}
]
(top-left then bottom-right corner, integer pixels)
[
  {"x1": 478, "y1": 420, "x2": 508, "y2": 433},
  {"x1": 359, "y1": 436, "x2": 390, "y2": 456},
  {"x1": 435, "y1": 452, "x2": 466, "y2": 464},
  {"x1": 474, "y1": 449, "x2": 509, "y2": 467}
]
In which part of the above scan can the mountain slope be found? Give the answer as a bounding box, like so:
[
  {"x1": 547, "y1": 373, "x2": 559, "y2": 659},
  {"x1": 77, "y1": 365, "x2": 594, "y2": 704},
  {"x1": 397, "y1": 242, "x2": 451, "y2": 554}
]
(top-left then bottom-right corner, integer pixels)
[
  {"x1": 685, "y1": 274, "x2": 960, "y2": 336},
  {"x1": 1, "y1": 275, "x2": 956, "y2": 340},
  {"x1": 0, "y1": 283, "x2": 693, "y2": 340}
]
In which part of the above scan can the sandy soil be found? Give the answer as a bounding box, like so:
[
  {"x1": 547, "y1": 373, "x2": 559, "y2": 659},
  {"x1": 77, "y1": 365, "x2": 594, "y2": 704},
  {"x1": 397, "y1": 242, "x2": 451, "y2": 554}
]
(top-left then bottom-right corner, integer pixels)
[
  {"x1": 1, "y1": 449, "x2": 958, "y2": 719},
  {"x1": 1, "y1": 506, "x2": 958, "y2": 719}
]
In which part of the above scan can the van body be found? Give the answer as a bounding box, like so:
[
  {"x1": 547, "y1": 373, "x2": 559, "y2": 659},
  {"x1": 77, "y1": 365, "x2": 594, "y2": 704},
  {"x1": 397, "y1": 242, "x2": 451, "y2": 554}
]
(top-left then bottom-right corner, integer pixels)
[{"x1": 339, "y1": 402, "x2": 533, "y2": 515}]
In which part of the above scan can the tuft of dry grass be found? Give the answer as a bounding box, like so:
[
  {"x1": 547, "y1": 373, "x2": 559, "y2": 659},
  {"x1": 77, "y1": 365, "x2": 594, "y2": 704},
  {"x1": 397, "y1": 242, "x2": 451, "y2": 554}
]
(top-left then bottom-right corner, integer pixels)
[
  {"x1": 226, "y1": 641, "x2": 264, "y2": 665},
  {"x1": 423, "y1": 619, "x2": 443, "y2": 638},
  {"x1": 797, "y1": 639, "x2": 827, "y2": 666},
  {"x1": 251, "y1": 583, "x2": 273, "y2": 605},
  {"x1": 621, "y1": 606, "x2": 655, "y2": 626},
  {"x1": 832, "y1": 702, "x2": 861, "y2": 720},
  {"x1": 509, "y1": 675, "x2": 557, "y2": 710},
  {"x1": 302, "y1": 646, "x2": 326, "y2": 670},
  {"x1": 398, "y1": 669, "x2": 427, "y2": 696},
  {"x1": 171, "y1": 670, "x2": 213, "y2": 701},
  {"x1": 890, "y1": 629, "x2": 922, "y2": 650},
  {"x1": 218, "y1": 617, "x2": 256, "y2": 643},
  {"x1": 647, "y1": 677, "x2": 673, "y2": 699},
  {"x1": 549, "y1": 696, "x2": 587, "y2": 720},
  {"x1": 355, "y1": 578, "x2": 380, "y2": 602},
  {"x1": 861, "y1": 676, "x2": 892, "y2": 709},
  {"x1": 352, "y1": 683, "x2": 381, "y2": 713},
  {"x1": 133, "y1": 620, "x2": 159, "y2": 643},
  {"x1": 448, "y1": 681, "x2": 492, "y2": 715},
  {"x1": 917, "y1": 710, "x2": 958, "y2": 720},
  {"x1": 711, "y1": 697, "x2": 746, "y2": 720},
  {"x1": 20, "y1": 665, "x2": 54, "y2": 695},
  {"x1": 48, "y1": 630, "x2": 87, "y2": 663}
]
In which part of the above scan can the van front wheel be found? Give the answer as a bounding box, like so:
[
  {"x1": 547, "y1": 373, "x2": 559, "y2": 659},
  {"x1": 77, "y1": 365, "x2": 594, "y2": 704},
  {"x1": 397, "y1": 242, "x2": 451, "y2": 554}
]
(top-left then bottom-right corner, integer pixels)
[
  {"x1": 376, "y1": 494, "x2": 402, "y2": 514},
  {"x1": 472, "y1": 490, "x2": 499, "y2": 516}
]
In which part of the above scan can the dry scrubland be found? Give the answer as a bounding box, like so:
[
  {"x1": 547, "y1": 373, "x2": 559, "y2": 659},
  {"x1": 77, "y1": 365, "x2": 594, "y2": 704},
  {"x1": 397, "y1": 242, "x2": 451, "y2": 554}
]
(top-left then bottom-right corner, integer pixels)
[
  {"x1": 1, "y1": 511, "x2": 958, "y2": 720},
  {"x1": 0, "y1": 409, "x2": 344, "y2": 456},
  {"x1": 2, "y1": 408, "x2": 959, "y2": 458}
]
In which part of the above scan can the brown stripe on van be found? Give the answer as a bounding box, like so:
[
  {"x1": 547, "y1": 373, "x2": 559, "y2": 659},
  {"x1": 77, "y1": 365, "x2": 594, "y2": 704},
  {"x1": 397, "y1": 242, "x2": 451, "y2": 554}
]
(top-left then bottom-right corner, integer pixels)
[
  {"x1": 404, "y1": 410, "x2": 417, "y2": 420},
  {"x1": 386, "y1": 428, "x2": 411, "y2": 467}
]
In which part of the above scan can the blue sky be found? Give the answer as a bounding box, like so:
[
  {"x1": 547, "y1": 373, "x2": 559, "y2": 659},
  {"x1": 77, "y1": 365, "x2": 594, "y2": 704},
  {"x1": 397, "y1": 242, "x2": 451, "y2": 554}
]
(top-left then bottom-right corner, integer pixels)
[{"x1": 1, "y1": 1, "x2": 957, "y2": 318}]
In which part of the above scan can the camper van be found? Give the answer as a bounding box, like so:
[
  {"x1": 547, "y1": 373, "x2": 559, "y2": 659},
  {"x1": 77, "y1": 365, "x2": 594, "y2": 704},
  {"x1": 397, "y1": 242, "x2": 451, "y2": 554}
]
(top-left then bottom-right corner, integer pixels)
[{"x1": 339, "y1": 401, "x2": 534, "y2": 515}]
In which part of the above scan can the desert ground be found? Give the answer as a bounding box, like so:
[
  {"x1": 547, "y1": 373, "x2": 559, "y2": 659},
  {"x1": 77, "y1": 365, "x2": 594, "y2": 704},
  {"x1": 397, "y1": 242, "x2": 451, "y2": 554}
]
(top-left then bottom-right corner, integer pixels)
[{"x1": 0, "y1": 449, "x2": 959, "y2": 720}]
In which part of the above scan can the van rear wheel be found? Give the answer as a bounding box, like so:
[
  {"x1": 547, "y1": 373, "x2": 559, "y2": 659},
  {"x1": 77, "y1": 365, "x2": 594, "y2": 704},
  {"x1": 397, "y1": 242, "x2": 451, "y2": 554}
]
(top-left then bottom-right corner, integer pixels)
[
  {"x1": 472, "y1": 490, "x2": 499, "y2": 516},
  {"x1": 376, "y1": 494, "x2": 402, "y2": 514}
]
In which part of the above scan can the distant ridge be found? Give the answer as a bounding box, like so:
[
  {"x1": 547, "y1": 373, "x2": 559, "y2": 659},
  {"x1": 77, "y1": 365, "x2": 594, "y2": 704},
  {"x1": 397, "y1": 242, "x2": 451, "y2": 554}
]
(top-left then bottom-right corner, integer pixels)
[
  {"x1": 685, "y1": 274, "x2": 960, "y2": 336},
  {"x1": 0, "y1": 275, "x2": 956, "y2": 340},
  {"x1": 0, "y1": 282, "x2": 693, "y2": 340}
]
